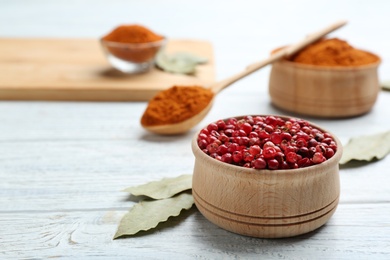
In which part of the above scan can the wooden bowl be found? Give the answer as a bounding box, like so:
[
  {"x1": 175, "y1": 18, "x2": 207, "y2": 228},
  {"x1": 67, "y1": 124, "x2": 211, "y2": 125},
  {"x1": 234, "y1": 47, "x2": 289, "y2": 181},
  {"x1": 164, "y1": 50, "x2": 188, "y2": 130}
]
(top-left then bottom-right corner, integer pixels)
[
  {"x1": 191, "y1": 115, "x2": 343, "y2": 238},
  {"x1": 268, "y1": 54, "x2": 381, "y2": 117}
]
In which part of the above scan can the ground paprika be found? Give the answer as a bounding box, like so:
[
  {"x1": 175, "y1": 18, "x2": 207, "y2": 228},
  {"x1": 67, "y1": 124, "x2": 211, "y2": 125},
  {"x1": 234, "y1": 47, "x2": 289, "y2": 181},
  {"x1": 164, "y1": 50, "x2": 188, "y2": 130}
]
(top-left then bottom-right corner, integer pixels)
[
  {"x1": 101, "y1": 24, "x2": 165, "y2": 64},
  {"x1": 103, "y1": 24, "x2": 163, "y2": 43},
  {"x1": 141, "y1": 86, "x2": 213, "y2": 126},
  {"x1": 290, "y1": 38, "x2": 379, "y2": 66}
]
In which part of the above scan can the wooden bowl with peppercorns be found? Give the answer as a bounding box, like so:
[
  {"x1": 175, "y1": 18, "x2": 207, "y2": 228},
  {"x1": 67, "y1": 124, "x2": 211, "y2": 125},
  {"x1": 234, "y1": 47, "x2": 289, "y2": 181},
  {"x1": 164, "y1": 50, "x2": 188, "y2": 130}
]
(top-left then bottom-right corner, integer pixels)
[
  {"x1": 192, "y1": 115, "x2": 342, "y2": 238},
  {"x1": 269, "y1": 38, "x2": 381, "y2": 118}
]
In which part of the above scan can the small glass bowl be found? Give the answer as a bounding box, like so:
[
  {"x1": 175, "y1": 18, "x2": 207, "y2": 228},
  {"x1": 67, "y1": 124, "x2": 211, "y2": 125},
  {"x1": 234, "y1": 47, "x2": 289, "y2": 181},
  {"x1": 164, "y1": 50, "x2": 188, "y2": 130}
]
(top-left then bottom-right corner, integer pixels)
[{"x1": 100, "y1": 37, "x2": 166, "y2": 74}]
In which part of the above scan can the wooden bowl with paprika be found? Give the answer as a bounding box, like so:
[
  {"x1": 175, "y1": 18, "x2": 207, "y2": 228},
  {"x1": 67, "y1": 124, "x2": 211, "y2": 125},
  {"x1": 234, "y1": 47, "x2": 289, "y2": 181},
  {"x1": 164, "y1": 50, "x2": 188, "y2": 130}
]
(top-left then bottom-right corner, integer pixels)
[
  {"x1": 269, "y1": 38, "x2": 381, "y2": 118},
  {"x1": 192, "y1": 115, "x2": 343, "y2": 238}
]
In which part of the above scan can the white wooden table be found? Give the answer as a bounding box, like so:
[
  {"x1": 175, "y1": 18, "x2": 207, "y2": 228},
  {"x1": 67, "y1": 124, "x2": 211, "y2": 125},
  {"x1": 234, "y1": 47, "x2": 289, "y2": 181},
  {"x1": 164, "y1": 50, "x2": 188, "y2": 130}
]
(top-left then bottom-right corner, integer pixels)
[{"x1": 1, "y1": 1, "x2": 390, "y2": 259}]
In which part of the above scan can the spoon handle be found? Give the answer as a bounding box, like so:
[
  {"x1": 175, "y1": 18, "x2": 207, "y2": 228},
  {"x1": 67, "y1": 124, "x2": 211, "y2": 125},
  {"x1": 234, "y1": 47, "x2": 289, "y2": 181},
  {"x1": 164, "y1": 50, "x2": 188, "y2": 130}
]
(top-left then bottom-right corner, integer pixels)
[{"x1": 210, "y1": 20, "x2": 348, "y2": 94}]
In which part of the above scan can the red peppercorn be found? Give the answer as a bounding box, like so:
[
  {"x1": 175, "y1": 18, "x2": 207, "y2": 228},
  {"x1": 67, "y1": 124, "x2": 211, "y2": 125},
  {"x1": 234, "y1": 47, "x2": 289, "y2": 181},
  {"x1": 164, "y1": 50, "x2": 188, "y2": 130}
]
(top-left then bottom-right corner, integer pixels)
[
  {"x1": 200, "y1": 128, "x2": 209, "y2": 135},
  {"x1": 198, "y1": 116, "x2": 336, "y2": 170},
  {"x1": 265, "y1": 116, "x2": 277, "y2": 125},
  {"x1": 258, "y1": 130, "x2": 270, "y2": 139},
  {"x1": 253, "y1": 158, "x2": 267, "y2": 169},
  {"x1": 329, "y1": 141, "x2": 337, "y2": 151},
  {"x1": 207, "y1": 143, "x2": 219, "y2": 154},
  {"x1": 243, "y1": 151, "x2": 254, "y2": 162},
  {"x1": 228, "y1": 143, "x2": 239, "y2": 153},
  {"x1": 243, "y1": 162, "x2": 251, "y2": 168},
  {"x1": 312, "y1": 152, "x2": 326, "y2": 164},
  {"x1": 221, "y1": 153, "x2": 232, "y2": 163},
  {"x1": 286, "y1": 152, "x2": 298, "y2": 164},
  {"x1": 298, "y1": 157, "x2": 312, "y2": 168},
  {"x1": 264, "y1": 125, "x2": 274, "y2": 133},
  {"x1": 281, "y1": 132, "x2": 292, "y2": 141},
  {"x1": 263, "y1": 146, "x2": 277, "y2": 159},
  {"x1": 207, "y1": 135, "x2": 217, "y2": 144},
  {"x1": 324, "y1": 148, "x2": 335, "y2": 159},
  {"x1": 240, "y1": 122, "x2": 252, "y2": 135},
  {"x1": 232, "y1": 150, "x2": 243, "y2": 163},
  {"x1": 217, "y1": 144, "x2": 228, "y2": 155},
  {"x1": 198, "y1": 139, "x2": 208, "y2": 149},
  {"x1": 216, "y1": 120, "x2": 226, "y2": 130},
  {"x1": 218, "y1": 134, "x2": 229, "y2": 143},
  {"x1": 296, "y1": 138, "x2": 307, "y2": 148},
  {"x1": 207, "y1": 123, "x2": 218, "y2": 133},
  {"x1": 267, "y1": 159, "x2": 279, "y2": 170},
  {"x1": 297, "y1": 147, "x2": 309, "y2": 157},
  {"x1": 270, "y1": 133, "x2": 282, "y2": 144},
  {"x1": 198, "y1": 133, "x2": 208, "y2": 140},
  {"x1": 249, "y1": 145, "x2": 261, "y2": 156},
  {"x1": 249, "y1": 137, "x2": 260, "y2": 146},
  {"x1": 224, "y1": 129, "x2": 233, "y2": 137}
]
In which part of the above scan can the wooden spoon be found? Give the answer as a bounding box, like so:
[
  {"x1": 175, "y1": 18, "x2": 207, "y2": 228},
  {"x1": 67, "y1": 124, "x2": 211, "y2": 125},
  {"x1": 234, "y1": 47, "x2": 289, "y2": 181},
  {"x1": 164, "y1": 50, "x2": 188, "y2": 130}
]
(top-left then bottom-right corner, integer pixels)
[{"x1": 143, "y1": 20, "x2": 347, "y2": 135}]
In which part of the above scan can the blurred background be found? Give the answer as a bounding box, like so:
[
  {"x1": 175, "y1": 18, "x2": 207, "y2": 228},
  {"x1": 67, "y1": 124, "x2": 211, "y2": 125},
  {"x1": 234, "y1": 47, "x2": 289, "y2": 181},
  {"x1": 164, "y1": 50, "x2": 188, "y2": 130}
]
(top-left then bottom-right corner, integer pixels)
[{"x1": 1, "y1": 0, "x2": 389, "y2": 80}]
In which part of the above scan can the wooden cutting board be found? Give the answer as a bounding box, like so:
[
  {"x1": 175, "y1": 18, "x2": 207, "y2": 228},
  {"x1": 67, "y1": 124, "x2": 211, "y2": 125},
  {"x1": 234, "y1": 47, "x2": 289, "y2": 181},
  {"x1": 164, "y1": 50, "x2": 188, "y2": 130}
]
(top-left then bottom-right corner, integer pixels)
[{"x1": 0, "y1": 38, "x2": 215, "y2": 101}]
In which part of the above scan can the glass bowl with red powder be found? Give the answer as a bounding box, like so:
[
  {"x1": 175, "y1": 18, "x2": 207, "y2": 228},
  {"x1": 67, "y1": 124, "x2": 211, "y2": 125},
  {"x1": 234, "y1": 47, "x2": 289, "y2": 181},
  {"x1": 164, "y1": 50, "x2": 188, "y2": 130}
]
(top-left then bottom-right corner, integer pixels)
[
  {"x1": 191, "y1": 115, "x2": 343, "y2": 238},
  {"x1": 100, "y1": 24, "x2": 165, "y2": 74}
]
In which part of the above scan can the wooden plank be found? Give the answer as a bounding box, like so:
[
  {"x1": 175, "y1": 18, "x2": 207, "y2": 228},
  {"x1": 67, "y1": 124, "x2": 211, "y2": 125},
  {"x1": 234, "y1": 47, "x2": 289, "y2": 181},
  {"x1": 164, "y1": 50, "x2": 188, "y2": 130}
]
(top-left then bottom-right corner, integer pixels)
[
  {"x1": 1, "y1": 204, "x2": 389, "y2": 259},
  {"x1": 0, "y1": 139, "x2": 389, "y2": 211},
  {"x1": 0, "y1": 38, "x2": 215, "y2": 101},
  {"x1": 0, "y1": 97, "x2": 390, "y2": 213}
]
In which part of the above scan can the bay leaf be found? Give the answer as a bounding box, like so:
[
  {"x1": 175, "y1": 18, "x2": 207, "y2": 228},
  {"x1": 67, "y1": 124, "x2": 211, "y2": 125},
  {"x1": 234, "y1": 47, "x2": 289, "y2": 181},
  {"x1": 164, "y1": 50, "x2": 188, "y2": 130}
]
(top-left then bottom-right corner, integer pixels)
[
  {"x1": 123, "y1": 174, "x2": 192, "y2": 199},
  {"x1": 171, "y1": 52, "x2": 208, "y2": 64},
  {"x1": 113, "y1": 192, "x2": 194, "y2": 239},
  {"x1": 382, "y1": 81, "x2": 390, "y2": 91},
  {"x1": 339, "y1": 131, "x2": 390, "y2": 164},
  {"x1": 155, "y1": 50, "x2": 208, "y2": 74}
]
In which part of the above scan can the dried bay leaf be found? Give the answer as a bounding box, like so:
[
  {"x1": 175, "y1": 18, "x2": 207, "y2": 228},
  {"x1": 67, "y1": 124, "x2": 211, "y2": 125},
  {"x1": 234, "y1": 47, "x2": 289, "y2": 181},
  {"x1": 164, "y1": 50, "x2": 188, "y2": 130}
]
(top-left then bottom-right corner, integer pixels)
[
  {"x1": 339, "y1": 131, "x2": 390, "y2": 164},
  {"x1": 155, "y1": 50, "x2": 208, "y2": 74},
  {"x1": 123, "y1": 174, "x2": 192, "y2": 199},
  {"x1": 171, "y1": 52, "x2": 208, "y2": 64},
  {"x1": 382, "y1": 81, "x2": 390, "y2": 91},
  {"x1": 113, "y1": 192, "x2": 194, "y2": 239}
]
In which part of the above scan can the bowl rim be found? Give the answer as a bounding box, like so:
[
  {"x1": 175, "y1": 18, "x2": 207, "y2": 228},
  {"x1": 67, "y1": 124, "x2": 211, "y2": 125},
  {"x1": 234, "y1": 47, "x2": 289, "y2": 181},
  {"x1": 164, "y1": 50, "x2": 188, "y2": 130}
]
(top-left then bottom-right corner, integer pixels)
[
  {"x1": 100, "y1": 37, "x2": 166, "y2": 49},
  {"x1": 192, "y1": 114, "x2": 343, "y2": 176}
]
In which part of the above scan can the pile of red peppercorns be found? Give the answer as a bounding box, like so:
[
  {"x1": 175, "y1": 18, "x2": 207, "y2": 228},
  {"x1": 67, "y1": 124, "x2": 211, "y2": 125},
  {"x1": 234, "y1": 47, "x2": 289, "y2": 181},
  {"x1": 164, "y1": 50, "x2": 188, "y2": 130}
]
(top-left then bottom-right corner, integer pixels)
[{"x1": 197, "y1": 115, "x2": 337, "y2": 170}]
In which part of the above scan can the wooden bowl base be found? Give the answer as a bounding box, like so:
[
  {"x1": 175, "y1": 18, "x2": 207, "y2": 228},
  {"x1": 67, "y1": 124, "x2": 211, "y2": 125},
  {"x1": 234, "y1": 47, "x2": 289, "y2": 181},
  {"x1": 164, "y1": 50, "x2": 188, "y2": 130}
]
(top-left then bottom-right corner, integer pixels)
[{"x1": 193, "y1": 189, "x2": 339, "y2": 238}]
